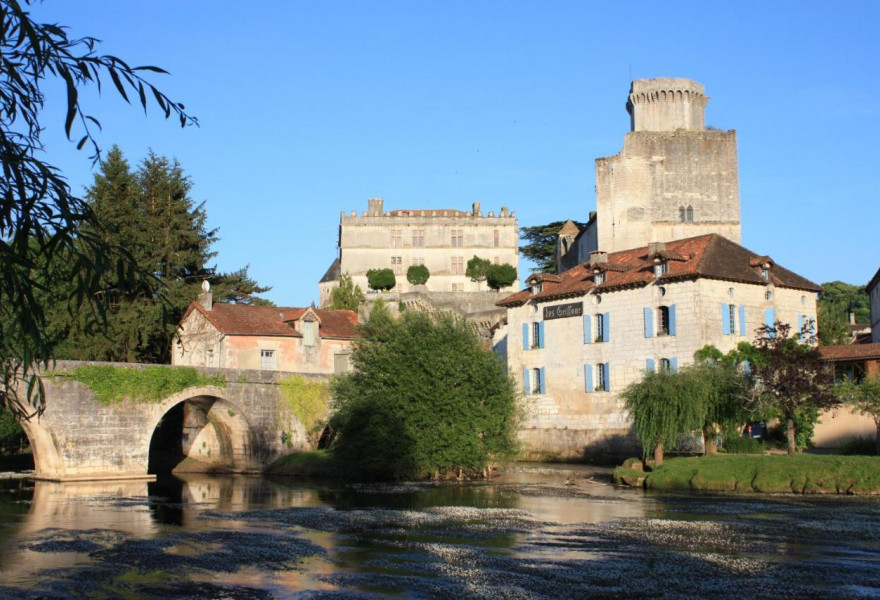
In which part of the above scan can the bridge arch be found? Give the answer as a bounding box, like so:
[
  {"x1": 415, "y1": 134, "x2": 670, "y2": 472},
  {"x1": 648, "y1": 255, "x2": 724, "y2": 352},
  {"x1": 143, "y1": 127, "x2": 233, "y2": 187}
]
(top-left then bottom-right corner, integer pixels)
[
  {"x1": 147, "y1": 387, "x2": 260, "y2": 474},
  {"x1": 17, "y1": 416, "x2": 63, "y2": 477}
]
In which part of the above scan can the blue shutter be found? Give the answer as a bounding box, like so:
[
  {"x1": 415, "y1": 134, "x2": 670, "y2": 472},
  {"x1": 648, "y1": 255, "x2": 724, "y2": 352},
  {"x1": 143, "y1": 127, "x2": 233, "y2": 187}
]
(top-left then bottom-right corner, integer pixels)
[
  {"x1": 743, "y1": 359, "x2": 752, "y2": 376},
  {"x1": 722, "y1": 303, "x2": 731, "y2": 335},
  {"x1": 765, "y1": 308, "x2": 776, "y2": 337},
  {"x1": 739, "y1": 305, "x2": 746, "y2": 336},
  {"x1": 646, "y1": 358, "x2": 655, "y2": 372},
  {"x1": 538, "y1": 322, "x2": 545, "y2": 349},
  {"x1": 522, "y1": 323, "x2": 529, "y2": 350},
  {"x1": 585, "y1": 364, "x2": 594, "y2": 393},
  {"x1": 670, "y1": 357, "x2": 679, "y2": 372},
  {"x1": 644, "y1": 307, "x2": 653, "y2": 338},
  {"x1": 583, "y1": 314, "x2": 592, "y2": 344},
  {"x1": 797, "y1": 314, "x2": 804, "y2": 341},
  {"x1": 523, "y1": 368, "x2": 530, "y2": 395},
  {"x1": 669, "y1": 304, "x2": 677, "y2": 336},
  {"x1": 602, "y1": 312, "x2": 611, "y2": 342},
  {"x1": 603, "y1": 363, "x2": 611, "y2": 392},
  {"x1": 539, "y1": 367, "x2": 546, "y2": 394}
]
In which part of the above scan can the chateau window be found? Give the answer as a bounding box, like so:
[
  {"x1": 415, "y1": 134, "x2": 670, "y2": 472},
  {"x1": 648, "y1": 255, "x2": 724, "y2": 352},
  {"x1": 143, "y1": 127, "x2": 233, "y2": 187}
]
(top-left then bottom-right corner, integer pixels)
[
  {"x1": 391, "y1": 256, "x2": 403, "y2": 274},
  {"x1": 451, "y1": 229, "x2": 463, "y2": 247},
  {"x1": 658, "y1": 306, "x2": 671, "y2": 336},
  {"x1": 451, "y1": 256, "x2": 464, "y2": 275},
  {"x1": 679, "y1": 206, "x2": 686, "y2": 222},
  {"x1": 390, "y1": 229, "x2": 402, "y2": 248},
  {"x1": 260, "y1": 349, "x2": 276, "y2": 371},
  {"x1": 411, "y1": 257, "x2": 424, "y2": 266},
  {"x1": 451, "y1": 283, "x2": 462, "y2": 292},
  {"x1": 686, "y1": 205, "x2": 694, "y2": 222},
  {"x1": 531, "y1": 367, "x2": 543, "y2": 394},
  {"x1": 494, "y1": 230, "x2": 500, "y2": 247},
  {"x1": 412, "y1": 230, "x2": 425, "y2": 248}
]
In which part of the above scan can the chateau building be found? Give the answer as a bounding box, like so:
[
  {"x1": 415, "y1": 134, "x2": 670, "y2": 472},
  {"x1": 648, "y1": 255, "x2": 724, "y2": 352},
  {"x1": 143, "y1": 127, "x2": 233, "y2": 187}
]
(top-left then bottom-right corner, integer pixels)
[
  {"x1": 500, "y1": 77, "x2": 820, "y2": 458},
  {"x1": 558, "y1": 78, "x2": 741, "y2": 271},
  {"x1": 319, "y1": 198, "x2": 519, "y2": 305},
  {"x1": 870, "y1": 264, "x2": 880, "y2": 344},
  {"x1": 173, "y1": 286, "x2": 357, "y2": 375},
  {"x1": 499, "y1": 235, "x2": 820, "y2": 457}
]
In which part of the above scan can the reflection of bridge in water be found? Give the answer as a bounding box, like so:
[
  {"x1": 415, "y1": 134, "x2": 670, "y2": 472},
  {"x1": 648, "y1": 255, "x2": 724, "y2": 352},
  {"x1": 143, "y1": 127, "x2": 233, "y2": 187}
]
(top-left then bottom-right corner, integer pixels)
[{"x1": 17, "y1": 361, "x2": 328, "y2": 481}]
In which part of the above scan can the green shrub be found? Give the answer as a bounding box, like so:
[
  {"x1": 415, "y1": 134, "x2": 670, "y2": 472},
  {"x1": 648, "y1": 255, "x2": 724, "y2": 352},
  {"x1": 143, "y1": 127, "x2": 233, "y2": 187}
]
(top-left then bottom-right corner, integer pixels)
[
  {"x1": 366, "y1": 268, "x2": 396, "y2": 291},
  {"x1": 279, "y1": 376, "x2": 330, "y2": 446},
  {"x1": 63, "y1": 365, "x2": 225, "y2": 404},
  {"x1": 720, "y1": 435, "x2": 764, "y2": 454},
  {"x1": 837, "y1": 436, "x2": 877, "y2": 456},
  {"x1": 486, "y1": 263, "x2": 517, "y2": 291},
  {"x1": 406, "y1": 264, "x2": 430, "y2": 286}
]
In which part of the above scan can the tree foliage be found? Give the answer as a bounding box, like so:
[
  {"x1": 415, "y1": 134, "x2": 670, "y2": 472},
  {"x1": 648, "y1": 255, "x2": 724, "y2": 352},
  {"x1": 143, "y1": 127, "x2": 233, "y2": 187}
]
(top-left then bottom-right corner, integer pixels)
[
  {"x1": 0, "y1": 0, "x2": 195, "y2": 417},
  {"x1": 519, "y1": 221, "x2": 579, "y2": 274},
  {"x1": 817, "y1": 281, "x2": 870, "y2": 345},
  {"x1": 330, "y1": 272, "x2": 365, "y2": 311},
  {"x1": 466, "y1": 256, "x2": 491, "y2": 285},
  {"x1": 749, "y1": 321, "x2": 838, "y2": 454},
  {"x1": 486, "y1": 263, "x2": 517, "y2": 291},
  {"x1": 366, "y1": 268, "x2": 396, "y2": 292},
  {"x1": 43, "y1": 147, "x2": 269, "y2": 363},
  {"x1": 330, "y1": 311, "x2": 519, "y2": 480},
  {"x1": 836, "y1": 374, "x2": 880, "y2": 455},
  {"x1": 406, "y1": 264, "x2": 430, "y2": 286}
]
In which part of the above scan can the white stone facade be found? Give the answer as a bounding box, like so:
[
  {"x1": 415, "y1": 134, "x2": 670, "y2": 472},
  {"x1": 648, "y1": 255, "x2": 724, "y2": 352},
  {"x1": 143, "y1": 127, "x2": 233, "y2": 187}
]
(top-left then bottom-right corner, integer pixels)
[
  {"x1": 506, "y1": 275, "x2": 818, "y2": 459},
  {"x1": 869, "y1": 265, "x2": 880, "y2": 343},
  {"x1": 320, "y1": 198, "x2": 519, "y2": 305}
]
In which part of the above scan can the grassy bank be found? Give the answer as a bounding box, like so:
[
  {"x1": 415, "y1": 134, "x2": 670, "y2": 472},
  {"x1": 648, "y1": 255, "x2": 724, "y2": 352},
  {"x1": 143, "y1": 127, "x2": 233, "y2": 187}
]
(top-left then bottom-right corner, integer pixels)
[{"x1": 614, "y1": 454, "x2": 880, "y2": 494}]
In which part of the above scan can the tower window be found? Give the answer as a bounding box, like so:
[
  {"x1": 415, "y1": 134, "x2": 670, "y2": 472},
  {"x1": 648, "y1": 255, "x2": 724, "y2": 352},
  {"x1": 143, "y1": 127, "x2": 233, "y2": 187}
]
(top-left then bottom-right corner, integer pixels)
[
  {"x1": 686, "y1": 205, "x2": 694, "y2": 222},
  {"x1": 679, "y1": 206, "x2": 686, "y2": 222}
]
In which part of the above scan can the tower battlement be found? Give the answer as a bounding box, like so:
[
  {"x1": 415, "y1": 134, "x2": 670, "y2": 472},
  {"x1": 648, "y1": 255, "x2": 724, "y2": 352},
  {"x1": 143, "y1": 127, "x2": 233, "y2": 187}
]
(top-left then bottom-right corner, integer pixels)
[{"x1": 627, "y1": 77, "x2": 708, "y2": 132}]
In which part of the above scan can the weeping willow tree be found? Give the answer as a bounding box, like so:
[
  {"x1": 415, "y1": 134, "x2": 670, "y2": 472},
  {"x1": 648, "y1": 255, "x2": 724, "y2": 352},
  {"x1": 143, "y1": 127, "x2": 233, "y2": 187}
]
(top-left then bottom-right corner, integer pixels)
[{"x1": 623, "y1": 363, "x2": 749, "y2": 465}]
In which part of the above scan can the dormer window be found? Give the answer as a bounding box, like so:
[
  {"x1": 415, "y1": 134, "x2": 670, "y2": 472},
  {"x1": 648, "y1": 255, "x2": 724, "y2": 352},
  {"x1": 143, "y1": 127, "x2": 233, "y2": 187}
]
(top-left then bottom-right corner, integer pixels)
[
  {"x1": 531, "y1": 282, "x2": 543, "y2": 295},
  {"x1": 654, "y1": 262, "x2": 668, "y2": 277},
  {"x1": 761, "y1": 268, "x2": 769, "y2": 281},
  {"x1": 594, "y1": 272, "x2": 605, "y2": 285},
  {"x1": 303, "y1": 319, "x2": 317, "y2": 346}
]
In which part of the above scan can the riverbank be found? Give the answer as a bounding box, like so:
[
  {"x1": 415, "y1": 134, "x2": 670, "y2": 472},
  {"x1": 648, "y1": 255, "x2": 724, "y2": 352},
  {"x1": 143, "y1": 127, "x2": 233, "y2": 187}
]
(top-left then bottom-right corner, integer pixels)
[{"x1": 614, "y1": 454, "x2": 880, "y2": 494}]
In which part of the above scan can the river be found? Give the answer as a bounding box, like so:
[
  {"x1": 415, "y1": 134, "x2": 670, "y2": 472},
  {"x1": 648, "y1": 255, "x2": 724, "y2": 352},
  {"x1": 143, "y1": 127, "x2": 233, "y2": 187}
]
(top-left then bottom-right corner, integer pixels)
[{"x1": 1, "y1": 463, "x2": 879, "y2": 598}]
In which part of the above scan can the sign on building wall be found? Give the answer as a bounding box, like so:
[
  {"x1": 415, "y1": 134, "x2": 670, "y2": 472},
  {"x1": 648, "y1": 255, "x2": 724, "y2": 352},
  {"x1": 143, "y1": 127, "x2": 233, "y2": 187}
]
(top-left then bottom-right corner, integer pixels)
[{"x1": 543, "y1": 302, "x2": 583, "y2": 320}]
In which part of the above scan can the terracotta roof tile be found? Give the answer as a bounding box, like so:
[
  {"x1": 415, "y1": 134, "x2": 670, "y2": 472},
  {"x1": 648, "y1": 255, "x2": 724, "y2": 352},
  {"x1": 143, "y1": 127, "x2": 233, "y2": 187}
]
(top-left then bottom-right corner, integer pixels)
[
  {"x1": 497, "y1": 234, "x2": 821, "y2": 307},
  {"x1": 185, "y1": 303, "x2": 358, "y2": 339},
  {"x1": 820, "y1": 343, "x2": 880, "y2": 362}
]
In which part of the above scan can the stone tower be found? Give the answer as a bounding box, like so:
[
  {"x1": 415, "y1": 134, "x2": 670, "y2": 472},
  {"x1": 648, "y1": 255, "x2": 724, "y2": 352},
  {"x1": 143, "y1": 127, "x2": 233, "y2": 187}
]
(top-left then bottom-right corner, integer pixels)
[{"x1": 594, "y1": 77, "x2": 741, "y2": 253}]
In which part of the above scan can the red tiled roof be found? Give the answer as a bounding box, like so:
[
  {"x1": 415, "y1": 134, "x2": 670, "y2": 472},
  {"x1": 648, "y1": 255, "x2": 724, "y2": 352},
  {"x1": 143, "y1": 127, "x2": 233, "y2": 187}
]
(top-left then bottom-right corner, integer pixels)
[
  {"x1": 497, "y1": 234, "x2": 822, "y2": 307},
  {"x1": 820, "y1": 343, "x2": 880, "y2": 362},
  {"x1": 183, "y1": 303, "x2": 358, "y2": 339}
]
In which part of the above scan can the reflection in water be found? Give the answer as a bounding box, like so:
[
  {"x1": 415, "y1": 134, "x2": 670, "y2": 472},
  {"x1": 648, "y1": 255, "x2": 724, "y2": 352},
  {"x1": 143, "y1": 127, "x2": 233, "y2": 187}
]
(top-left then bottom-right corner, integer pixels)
[{"x1": 0, "y1": 467, "x2": 879, "y2": 598}]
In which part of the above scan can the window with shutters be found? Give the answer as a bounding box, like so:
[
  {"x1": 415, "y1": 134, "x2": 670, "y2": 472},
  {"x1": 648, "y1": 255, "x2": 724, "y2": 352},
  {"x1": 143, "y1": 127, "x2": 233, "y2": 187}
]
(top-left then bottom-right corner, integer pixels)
[
  {"x1": 595, "y1": 313, "x2": 605, "y2": 343},
  {"x1": 532, "y1": 368, "x2": 542, "y2": 394},
  {"x1": 531, "y1": 322, "x2": 541, "y2": 349},
  {"x1": 658, "y1": 306, "x2": 670, "y2": 336},
  {"x1": 595, "y1": 363, "x2": 606, "y2": 391},
  {"x1": 660, "y1": 358, "x2": 672, "y2": 372},
  {"x1": 728, "y1": 304, "x2": 736, "y2": 335}
]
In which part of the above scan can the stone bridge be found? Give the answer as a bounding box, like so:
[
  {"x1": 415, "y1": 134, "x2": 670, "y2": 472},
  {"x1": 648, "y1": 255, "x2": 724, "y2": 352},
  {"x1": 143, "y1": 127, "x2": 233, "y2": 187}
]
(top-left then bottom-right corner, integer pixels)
[{"x1": 16, "y1": 361, "x2": 329, "y2": 482}]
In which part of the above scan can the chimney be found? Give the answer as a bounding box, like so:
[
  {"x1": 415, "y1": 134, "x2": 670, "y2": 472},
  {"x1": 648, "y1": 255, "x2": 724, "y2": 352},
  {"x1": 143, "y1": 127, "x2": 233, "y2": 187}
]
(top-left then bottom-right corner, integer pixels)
[
  {"x1": 589, "y1": 250, "x2": 608, "y2": 265},
  {"x1": 472, "y1": 202, "x2": 481, "y2": 216},
  {"x1": 198, "y1": 280, "x2": 213, "y2": 311},
  {"x1": 368, "y1": 197, "x2": 384, "y2": 215},
  {"x1": 500, "y1": 206, "x2": 508, "y2": 217},
  {"x1": 647, "y1": 241, "x2": 666, "y2": 259}
]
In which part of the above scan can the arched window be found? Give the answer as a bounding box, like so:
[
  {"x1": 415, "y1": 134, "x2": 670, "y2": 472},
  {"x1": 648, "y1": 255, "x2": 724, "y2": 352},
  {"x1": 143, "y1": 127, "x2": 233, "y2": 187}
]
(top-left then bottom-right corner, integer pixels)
[
  {"x1": 686, "y1": 205, "x2": 694, "y2": 222},
  {"x1": 679, "y1": 206, "x2": 686, "y2": 222}
]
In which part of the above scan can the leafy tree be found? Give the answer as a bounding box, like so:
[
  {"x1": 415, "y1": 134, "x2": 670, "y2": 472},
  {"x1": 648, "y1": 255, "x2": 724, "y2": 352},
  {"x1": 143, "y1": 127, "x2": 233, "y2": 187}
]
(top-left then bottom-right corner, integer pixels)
[
  {"x1": 749, "y1": 321, "x2": 838, "y2": 454},
  {"x1": 45, "y1": 147, "x2": 269, "y2": 363},
  {"x1": 622, "y1": 368, "x2": 705, "y2": 465},
  {"x1": 486, "y1": 263, "x2": 517, "y2": 291},
  {"x1": 688, "y1": 362, "x2": 751, "y2": 455},
  {"x1": 0, "y1": 0, "x2": 195, "y2": 417},
  {"x1": 366, "y1": 268, "x2": 396, "y2": 292},
  {"x1": 330, "y1": 273, "x2": 365, "y2": 311},
  {"x1": 406, "y1": 265, "x2": 430, "y2": 287},
  {"x1": 817, "y1": 281, "x2": 870, "y2": 345},
  {"x1": 330, "y1": 311, "x2": 519, "y2": 480},
  {"x1": 836, "y1": 375, "x2": 880, "y2": 455},
  {"x1": 466, "y1": 256, "x2": 491, "y2": 288},
  {"x1": 519, "y1": 221, "x2": 580, "y2": 274}
]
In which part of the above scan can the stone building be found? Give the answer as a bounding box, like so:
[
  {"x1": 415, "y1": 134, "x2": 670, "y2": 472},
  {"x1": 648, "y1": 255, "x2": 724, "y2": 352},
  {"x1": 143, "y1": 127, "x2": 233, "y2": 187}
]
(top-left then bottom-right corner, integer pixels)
[
  {"x1": 870, "y1": 264, "x2": 880, "y2": 343},
  {"x1": 172, "y1": 286, "x2": 357, "y2": 375},
  {"x1": 558, "y1": 78, "x2": 741, "y2": 270},
  {"x1": 319, "y1": 198, "x2": 519, "y2": 305},
  {"x1": 498, "y1": 234, "x2": 820, "y2": 458}
]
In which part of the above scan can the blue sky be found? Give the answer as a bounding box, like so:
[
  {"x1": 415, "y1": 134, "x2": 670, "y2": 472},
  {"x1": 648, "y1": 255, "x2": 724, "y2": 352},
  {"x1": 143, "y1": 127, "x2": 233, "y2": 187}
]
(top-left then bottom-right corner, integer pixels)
[{"x1": 28, "y1": 1, "x2": 880, "y2": 306}]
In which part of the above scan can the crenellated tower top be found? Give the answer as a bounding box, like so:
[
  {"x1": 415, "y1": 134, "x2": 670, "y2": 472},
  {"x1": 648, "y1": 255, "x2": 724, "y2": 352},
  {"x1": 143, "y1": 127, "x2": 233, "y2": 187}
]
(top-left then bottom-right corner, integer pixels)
[{"x1": 626, "y1": 77, "x2": 708, "y2": 132}]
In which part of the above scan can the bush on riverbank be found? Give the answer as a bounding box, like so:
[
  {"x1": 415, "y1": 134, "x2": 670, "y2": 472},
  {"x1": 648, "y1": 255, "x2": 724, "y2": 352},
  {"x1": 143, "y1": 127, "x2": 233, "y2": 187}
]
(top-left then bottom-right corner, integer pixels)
[
  {"x1": 613, "y1": 454, "x2": 880, "y2": 494},
  {"x1": 266, "y1": 451, "x2": 334, "y2": 478}
]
